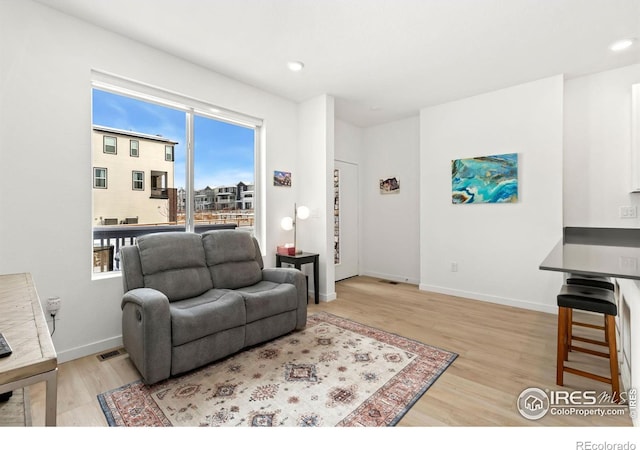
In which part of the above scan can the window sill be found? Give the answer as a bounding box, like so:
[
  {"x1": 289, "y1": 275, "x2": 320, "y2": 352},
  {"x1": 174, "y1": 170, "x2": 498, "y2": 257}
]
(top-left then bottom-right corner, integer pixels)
[{"x1": 91, "y1": 271, "x2": 121, "y2": 282}]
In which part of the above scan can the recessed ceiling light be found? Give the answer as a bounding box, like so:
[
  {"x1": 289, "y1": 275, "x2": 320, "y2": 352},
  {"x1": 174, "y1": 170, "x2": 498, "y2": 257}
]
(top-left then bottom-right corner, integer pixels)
[
  {"x1": 610, "y1": 39, "x2": 634, "y2": 52},
  {"x1": 287, "y1": 61, "x2": 305, "y2": 72}
]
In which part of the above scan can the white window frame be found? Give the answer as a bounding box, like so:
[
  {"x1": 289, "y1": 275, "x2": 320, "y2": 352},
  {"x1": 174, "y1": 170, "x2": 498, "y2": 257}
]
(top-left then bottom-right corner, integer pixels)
[
  {"x1": 91, "y1": 69, "x2": 264, "y2": 242},
  {"x1": 132, "y1": 170, "x2": 144, "y2": 191},
  {"x1": 130, "y1": 140, "x2": 139, "y2": 157},
  {"x1": 164, "y1": 145, "x2": 174, "y2": 162},
  {"x1": 103, "y1": 136, "x2": 117, "y2": 154},
  {"x1": 94, "y1": 167, "x2": 107, "y2": 189}
]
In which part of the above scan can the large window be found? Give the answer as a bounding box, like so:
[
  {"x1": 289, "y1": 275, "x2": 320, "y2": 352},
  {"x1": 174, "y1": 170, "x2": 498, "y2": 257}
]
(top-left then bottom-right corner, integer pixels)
[
  {"x1": 91, "y1": 83, "x2": 259, "y2": 274},
  {"x1": 150, "y1": 171, "x2": 168, "y2": 198}
]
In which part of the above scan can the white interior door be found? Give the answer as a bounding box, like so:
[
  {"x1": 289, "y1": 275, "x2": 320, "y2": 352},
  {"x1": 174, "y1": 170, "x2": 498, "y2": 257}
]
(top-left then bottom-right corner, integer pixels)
[{"x1": 334, "y1": 160, "x2": 359, "y2": 281}]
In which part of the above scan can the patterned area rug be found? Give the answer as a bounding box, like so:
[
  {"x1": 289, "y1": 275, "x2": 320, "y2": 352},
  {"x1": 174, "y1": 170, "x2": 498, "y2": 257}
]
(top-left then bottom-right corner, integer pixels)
[{"x1": 98, "y1": 312, "x2": 457, "y2": 427}]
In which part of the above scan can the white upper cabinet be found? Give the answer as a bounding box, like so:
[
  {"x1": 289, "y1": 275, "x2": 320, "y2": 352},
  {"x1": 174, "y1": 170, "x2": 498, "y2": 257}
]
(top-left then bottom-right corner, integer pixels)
[{"x1": 631, "y1": 83, "x2": 640, "y2": 192}]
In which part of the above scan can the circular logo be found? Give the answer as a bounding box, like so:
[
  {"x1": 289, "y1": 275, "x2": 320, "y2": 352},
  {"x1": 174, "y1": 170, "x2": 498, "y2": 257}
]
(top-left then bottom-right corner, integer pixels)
[{"x1": 517, "y1": 387, "x2": 550, "y2": 420}]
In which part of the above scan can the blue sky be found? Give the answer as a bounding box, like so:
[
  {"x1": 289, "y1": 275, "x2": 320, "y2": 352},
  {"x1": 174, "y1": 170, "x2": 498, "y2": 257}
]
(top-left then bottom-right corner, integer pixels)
[{"x1": 92, "y1": 89, "x2": 254, "y2": 190}]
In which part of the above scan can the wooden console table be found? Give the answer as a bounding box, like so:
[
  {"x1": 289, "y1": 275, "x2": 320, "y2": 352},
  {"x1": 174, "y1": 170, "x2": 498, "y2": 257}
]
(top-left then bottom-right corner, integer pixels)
[{"x1": 0, "y1": 273, "x2": 57, "y2": 426}]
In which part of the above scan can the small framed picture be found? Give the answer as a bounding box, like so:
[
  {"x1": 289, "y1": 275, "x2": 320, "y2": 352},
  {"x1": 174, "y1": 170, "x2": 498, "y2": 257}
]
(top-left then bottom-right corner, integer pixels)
[
  {"x1": 274, "y1": 171, "x2": 292, "y2": 187},
  {"x1": 380, "y1": 177, "x2": 400, "y2": 194}
]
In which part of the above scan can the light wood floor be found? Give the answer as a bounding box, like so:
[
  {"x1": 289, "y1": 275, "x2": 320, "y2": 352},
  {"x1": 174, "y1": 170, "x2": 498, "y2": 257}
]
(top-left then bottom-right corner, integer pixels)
[{"x1": 26, "y1": 276, "x2": 632, "y2": 427}]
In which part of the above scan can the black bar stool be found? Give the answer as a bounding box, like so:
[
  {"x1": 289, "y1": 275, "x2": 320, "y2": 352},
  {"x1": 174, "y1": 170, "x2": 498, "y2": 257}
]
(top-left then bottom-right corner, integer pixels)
[
  {"x1": 556, "y1": 284, "x2": 620, "y2": 401},
  {"x1": 564, "y1": 275, "x2": 614, "y2": 350},
  {"x1": 566, "y1": 274, "x2": 614, "y2": 291}
]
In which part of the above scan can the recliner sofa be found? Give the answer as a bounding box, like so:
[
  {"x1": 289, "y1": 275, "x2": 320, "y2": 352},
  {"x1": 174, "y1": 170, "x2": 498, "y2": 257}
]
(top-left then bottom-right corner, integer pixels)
[{"x1": 119, "y1": 229, "x2": 307, "y2": 384}]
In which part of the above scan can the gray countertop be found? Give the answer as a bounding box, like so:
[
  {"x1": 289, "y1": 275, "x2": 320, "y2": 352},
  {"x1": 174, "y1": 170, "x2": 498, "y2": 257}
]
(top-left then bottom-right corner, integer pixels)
[{"x1": 539, "y1": 227, "x2": 640, "y2": 280}]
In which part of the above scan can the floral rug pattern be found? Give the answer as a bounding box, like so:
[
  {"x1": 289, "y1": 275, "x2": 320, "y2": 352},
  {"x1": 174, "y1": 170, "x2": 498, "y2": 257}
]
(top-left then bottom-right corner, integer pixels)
[{"x1": 98, "y1": 312, "x2": 457, "y2": 426}]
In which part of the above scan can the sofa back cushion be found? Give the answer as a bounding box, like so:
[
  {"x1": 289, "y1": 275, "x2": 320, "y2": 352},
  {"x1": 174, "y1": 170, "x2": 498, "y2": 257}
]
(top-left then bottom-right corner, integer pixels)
[
  {"x1": 137, "y1": 232, "x2": 213, "y2": 301},
  {"x1": 202, "y1": 230, "x2": 262, "y2": 289}
]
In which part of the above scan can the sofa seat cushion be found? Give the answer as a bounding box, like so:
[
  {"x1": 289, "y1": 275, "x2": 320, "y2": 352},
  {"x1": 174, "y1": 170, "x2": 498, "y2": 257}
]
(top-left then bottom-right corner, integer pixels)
[
  {"x1": 137, "y1": 232, "x2": 212, "y2": 302},
  {"x1": 170, "y1": 289, "x2": 245, "y2": 346},
  {"x1": 235, "y1": 281, "x2": 298, "y2": 323}
]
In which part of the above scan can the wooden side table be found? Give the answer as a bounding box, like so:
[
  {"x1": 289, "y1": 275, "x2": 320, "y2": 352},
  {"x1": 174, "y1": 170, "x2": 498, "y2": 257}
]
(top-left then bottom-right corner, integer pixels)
[
  {"x1": 0, "y1": 273, "x2": 58, "y2": 426},
  {"x1": 275, "y1": 252, "x2": 319, "y2": 304}
]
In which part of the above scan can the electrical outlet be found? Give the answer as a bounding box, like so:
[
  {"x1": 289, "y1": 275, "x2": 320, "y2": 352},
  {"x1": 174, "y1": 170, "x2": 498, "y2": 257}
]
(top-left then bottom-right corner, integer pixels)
[
  {"x1": 619, "y1": 256, "x2": 638, "y2": 271},
  {"x1": 620, "y1": 206, "x2": 637, "y2": 218},
  {"x1": 450, "y1": 262, "x2": 458, "y2": 272},
  {"x1": 46, "y1": 296, "x2": 61, "y2": 316}
]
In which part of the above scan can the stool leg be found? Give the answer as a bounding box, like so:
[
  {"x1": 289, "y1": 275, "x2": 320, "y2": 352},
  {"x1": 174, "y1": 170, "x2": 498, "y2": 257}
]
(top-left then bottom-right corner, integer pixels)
[
  {"x1": 566, "y1": 308, "x2": 573, "y2": 360},
  {"x1": 605, "y1": 314, "x2": 620, "y2": 402},
  {"x1": 557, "y1": 307, "x2": 568, "y2": 386}
]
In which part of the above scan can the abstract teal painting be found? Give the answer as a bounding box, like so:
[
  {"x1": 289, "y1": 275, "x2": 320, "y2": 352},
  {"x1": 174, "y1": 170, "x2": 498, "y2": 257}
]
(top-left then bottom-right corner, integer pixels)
[{"x1": 451, "y1": 153, "x2": 518, "y2": 204}]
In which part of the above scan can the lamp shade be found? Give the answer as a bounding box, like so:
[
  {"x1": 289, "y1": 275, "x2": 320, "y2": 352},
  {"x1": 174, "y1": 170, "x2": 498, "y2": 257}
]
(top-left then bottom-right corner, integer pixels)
[
  {"x1": 296, "y1": 205, "x2": 310, "y2": 220},
  {"x1": 280, "y1": 216, "x2": 294, "y2": 231}
]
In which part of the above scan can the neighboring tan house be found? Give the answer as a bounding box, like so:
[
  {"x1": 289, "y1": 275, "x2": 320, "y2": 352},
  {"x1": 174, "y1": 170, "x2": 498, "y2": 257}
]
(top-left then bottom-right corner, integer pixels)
[{"x1": 92, "y1": 125, "x2": 178, "y2": 225}]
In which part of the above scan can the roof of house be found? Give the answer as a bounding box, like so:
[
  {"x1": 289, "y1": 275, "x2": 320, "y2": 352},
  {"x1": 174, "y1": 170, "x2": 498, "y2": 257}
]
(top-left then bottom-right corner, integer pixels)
[{"x1": 93, "y1": 125, "x2": 179, "y2": 145}]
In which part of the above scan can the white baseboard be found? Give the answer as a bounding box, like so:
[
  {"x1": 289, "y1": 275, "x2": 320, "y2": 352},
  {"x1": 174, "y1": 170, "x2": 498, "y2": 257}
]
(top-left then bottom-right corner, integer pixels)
[
  {"x1": 55, "y1": 291, "x2": 337, "y2": 363},
  {"x1": 54, "y1": 285, "x2": 552, "y2": 363},
  {"x1": 56, "y1": 336, "x2": 123, "y2": 364},
  {"x1": 311, "y1": 290, "x2": 337, "y2": 302},
  {"x1": 360, "y1": 270, "x2": 420, "y2": 285},
  {"x1": 418, "y1": 283, "x2": 557, "y2": 314}
]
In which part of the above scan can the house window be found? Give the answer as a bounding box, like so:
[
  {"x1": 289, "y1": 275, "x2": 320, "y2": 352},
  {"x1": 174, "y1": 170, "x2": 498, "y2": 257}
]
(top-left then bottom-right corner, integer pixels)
[
  {"x1": 165, "y1": 145, "x2": 174, "y2": 162},
  {"x1": 94, "y1": 167, "x2": 107, "y2": 188},
  {"x1": 150, "y1": 171, "x2": 168, "y2": 198},
  {"x1": 103, "y1": 136, "x2": 117, "y2": 154},
  {"x1": 132, "y1": 171, "x2": 144, "y2": 190},
  {"x1": 130, "y1": 140, "x2": 139, "y2": 157}
]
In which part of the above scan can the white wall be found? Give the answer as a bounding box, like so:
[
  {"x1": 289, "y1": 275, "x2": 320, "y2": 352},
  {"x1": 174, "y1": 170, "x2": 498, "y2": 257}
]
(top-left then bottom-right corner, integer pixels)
[
  {"x1": 297, "y1": 95, "x2": 336, "y2": 301},
  {"x1": 420, "y1": 75, "x2": 565, "y2": 313},
  {"x1": 564, "y1": 64, "x2": 640, "y2": 227},
  {"x1": 335, "y1": 119, "x2": 362, "y2": 164},
  {"x1": 0, "y1": 1, "x2": 300, "y2": 362},
  {"x1": 361, "y1": 117, "x2": 421, "y2": 284}
]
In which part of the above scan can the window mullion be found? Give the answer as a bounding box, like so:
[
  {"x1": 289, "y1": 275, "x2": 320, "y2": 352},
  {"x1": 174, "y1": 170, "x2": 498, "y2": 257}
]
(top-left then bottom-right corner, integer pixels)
[{"x1": 186, "y1": 110, "x2": 195, "y2": 232}]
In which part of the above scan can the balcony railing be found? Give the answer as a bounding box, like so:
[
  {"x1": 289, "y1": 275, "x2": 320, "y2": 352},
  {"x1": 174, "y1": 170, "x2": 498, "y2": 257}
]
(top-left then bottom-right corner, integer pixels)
[
  {"x1": 92, "y1": 223, "x2": 237, "y2": 272},
  {"x1": 150, "y1": 188, "x2": 169, "y2": 199}
]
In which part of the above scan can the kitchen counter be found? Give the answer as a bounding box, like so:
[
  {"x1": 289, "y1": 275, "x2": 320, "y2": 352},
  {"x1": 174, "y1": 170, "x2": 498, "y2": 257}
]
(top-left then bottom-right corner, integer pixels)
[{"x1": 539, "y1": 227, "x2": 640, "y2": 279}]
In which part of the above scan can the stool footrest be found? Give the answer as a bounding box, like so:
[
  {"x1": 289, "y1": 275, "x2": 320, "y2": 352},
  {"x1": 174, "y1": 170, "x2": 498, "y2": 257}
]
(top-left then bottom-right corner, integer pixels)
[
  {"x1": 573, "y1": 321, "x2": 605, "y2": 331},
  {"x1": 571, "y1": 336, "x2": 608, "y2": 347},
  {"x1": 563, "y1": 366, "x2": 611, "y2": 385},
  {"x1": 569, "y1": 345, "x2": 610, "y2": 358}
]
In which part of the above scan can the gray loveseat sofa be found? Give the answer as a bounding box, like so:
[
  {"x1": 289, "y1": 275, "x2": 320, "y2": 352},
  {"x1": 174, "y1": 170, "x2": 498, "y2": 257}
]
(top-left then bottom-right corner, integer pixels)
[{"x1": 119, "y1": 229, "x2": 307, "y2": 384}]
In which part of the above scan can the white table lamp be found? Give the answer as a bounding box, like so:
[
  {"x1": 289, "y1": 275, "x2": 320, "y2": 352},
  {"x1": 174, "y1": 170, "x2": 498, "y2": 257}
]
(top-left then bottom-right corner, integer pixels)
[{"x1": 281, "y1": 203, "x2": 309, "y2": 254}]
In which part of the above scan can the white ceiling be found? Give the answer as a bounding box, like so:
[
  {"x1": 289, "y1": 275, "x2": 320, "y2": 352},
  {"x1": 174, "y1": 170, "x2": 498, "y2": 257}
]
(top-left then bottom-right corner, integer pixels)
[{"x1": 35, "y1": 0, "x2": 640, "y2": 127}]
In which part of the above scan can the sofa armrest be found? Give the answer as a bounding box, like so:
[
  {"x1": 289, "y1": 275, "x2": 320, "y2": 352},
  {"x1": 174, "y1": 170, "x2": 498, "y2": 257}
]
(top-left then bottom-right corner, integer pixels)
[
  {"x1": 121, "y1": 288, "x2": 172, "y2": 384},
  {"x1": 262, "y1": 268, "x2": 307, "y2": 329}
]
